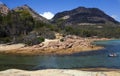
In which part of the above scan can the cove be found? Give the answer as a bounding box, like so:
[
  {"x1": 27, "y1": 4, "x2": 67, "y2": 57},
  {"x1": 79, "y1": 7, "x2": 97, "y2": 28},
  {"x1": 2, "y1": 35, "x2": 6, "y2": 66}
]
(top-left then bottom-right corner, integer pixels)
[{"x1": 0, "y1": 40, "x2": 120, "y2": 71}]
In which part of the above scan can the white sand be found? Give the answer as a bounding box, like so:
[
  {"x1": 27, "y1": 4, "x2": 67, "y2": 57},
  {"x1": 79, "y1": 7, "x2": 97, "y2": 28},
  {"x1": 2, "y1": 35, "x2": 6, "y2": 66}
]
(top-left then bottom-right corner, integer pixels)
[{"x1": 0, "y1": 69, "x2": 119, "y2": 76}]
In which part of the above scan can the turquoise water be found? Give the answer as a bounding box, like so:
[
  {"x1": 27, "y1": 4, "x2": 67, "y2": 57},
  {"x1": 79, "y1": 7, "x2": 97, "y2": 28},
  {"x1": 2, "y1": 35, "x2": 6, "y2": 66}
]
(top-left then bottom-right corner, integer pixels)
[{"x1": 0, "y1": 40, "x2": 120, "y2": 70}]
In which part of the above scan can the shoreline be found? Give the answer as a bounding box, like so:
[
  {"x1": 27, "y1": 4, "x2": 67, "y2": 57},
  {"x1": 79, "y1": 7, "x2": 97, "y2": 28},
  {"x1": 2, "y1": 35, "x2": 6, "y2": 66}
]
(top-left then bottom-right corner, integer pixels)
[
  {"x1": 76, "y1": 68, "x2": 120, "y2": 72},
  {"x1": 0, "y1": 35, "x2": 110, "y2": 56},
  {"x1": 0, "y1": 69, "x2": 120, "y2": 76},
  {"x1": 0, "y1": 45, "x2": 103, "y2": 56}
]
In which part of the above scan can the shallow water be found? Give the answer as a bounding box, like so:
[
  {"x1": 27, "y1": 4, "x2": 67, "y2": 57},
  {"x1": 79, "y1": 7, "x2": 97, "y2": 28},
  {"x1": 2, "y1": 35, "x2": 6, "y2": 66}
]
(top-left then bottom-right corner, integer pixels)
[{"x1": 0, "y1": 40, "x2": 120, "y2": 70}]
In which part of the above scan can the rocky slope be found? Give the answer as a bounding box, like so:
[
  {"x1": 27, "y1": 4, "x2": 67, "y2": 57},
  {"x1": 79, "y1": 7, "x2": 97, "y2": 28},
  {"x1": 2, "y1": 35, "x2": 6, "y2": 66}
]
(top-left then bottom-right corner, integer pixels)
[
  {"x1": 0, "y1": 3, "x2": 9, "y2": 15},
  {"x1": 52, "y1": 7, "x2": 119, "y2": 26},
  {"x1": 0, "y1": 3, "x2": 49, "y2": 23},
  {"x1": 13, "y1": 4, "x2": 49, "y2": 23}
]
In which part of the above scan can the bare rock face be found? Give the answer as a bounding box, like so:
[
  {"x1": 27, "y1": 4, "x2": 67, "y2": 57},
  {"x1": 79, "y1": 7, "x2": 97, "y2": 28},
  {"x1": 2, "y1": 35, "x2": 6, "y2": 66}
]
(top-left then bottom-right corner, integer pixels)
[
  {"x1": 0, "y1": 3, "x2": 9, "y2": 15},
  {"x1": 52, "y1": 7, "x2": 119, "y2": 26}
]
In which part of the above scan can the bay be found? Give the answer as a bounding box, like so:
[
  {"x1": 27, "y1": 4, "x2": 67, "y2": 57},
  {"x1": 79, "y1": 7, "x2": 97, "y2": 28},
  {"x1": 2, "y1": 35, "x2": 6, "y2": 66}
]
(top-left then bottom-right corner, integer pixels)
[{"x1": 0, "y1": 40, "x2": 120, "y2": 70}]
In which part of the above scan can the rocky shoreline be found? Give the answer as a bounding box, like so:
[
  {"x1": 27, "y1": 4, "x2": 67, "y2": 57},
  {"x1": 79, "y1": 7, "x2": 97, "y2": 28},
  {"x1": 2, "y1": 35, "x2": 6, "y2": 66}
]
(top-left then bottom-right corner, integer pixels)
[
  {"x1": 0, "y1": 69, "x2": 120, "y2": 76},
  {"x1": 0, "y1": 35, "x2": 110, "y2": 56}
]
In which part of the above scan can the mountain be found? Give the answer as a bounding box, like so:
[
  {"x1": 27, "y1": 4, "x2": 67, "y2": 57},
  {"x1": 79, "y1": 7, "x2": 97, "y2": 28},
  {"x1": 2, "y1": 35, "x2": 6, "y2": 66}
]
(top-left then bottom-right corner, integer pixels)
[
  {"x1": 52, "y1": 7, "x2": 119, "y2": 26},
  {"x1": 13, "y1": 5, "x2": 49, "y2": 23},
  {"x1": 0, "y1": 4, "x2": 55, "y2": 44},
  {"x1": 0, "y1": 3, "x2": 9, "y2": 15}
]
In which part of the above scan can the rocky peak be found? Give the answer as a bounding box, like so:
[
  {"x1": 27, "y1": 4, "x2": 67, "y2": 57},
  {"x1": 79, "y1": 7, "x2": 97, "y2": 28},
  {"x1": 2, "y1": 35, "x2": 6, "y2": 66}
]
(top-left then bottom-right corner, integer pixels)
[
  {"x1": 22, "y1": 4, "x2": 30, "y2": 8},
  {"x1": 0, "y1": 3, "x2": 9, "y2": 15},
  {"x1": 72, "y1": 7, "x2": 89, "y2": 13},
  {"x1": 14, "y1": 4, "x2": 49, "y2": 23},
  {"x1": 14, "y1": 4, "x2": 33, "y2": 11}
]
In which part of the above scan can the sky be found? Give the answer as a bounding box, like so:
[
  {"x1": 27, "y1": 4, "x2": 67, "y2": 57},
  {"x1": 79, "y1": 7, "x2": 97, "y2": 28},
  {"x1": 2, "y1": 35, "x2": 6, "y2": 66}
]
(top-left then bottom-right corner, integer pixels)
[{"x1": 0, "y1": 0, "x2": 120, "y2": 21}]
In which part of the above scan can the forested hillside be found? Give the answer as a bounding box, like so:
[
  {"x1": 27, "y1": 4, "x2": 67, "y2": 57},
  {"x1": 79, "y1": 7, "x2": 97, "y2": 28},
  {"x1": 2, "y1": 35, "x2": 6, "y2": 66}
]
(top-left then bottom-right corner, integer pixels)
[{"x1": 0, "y1": 10, "x2": 56, "y2": 45}]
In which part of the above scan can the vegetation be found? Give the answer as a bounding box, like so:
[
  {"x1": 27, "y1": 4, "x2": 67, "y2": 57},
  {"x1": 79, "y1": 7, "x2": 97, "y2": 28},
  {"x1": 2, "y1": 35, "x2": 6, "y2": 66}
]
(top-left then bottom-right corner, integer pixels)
[
  {"x1": 58, "y1": 25, "x2": 120, "y2": 38},
  {"x1": 23, "y1": 33, "x2": 45, "y2": 45}
]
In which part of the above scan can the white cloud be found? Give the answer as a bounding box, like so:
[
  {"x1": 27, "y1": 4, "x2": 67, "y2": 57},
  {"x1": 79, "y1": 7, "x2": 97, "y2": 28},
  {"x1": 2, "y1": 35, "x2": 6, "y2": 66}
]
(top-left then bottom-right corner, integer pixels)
[
  {"x1": 111, "y1": 15, "x2": 118, "y2": 19},
  {"x1": 40, "y1": 12, "x2": 54, "y2": 19}
]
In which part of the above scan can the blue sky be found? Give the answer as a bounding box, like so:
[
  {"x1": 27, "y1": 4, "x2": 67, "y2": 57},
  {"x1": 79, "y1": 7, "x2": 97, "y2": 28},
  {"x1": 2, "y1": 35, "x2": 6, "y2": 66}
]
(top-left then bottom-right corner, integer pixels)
[{"x1": 0, "y1": 0, "x2": 120, "y2": 21}]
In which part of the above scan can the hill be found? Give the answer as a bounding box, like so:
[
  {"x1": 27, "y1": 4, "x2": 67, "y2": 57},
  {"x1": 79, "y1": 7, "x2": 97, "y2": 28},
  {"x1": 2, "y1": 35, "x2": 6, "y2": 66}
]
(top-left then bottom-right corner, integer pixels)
[
  {"x1": 0, "y1": 4, "x2": 55, "y2": 44},
  {"x1": 52, "y1": 7, "x2": 119, "y2": 26},
  {"x1": 13, "y1": 4, "x2": 49, "y2": 23}
]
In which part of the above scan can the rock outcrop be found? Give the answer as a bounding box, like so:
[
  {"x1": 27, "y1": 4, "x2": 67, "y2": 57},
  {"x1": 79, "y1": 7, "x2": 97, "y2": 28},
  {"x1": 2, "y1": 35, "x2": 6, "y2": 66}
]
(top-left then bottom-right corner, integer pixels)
[
  {"x1": 0, "y1": 3, "x2": 9, "y2": 15},
  {"x1": 10, "y1": 35, "x2": 104, "y2": 55},
  {"x1": 0, "y1": 69, "x2": 120, "y2": 76},
  {"x1": 0, "y1": 35, "x2": 104, "y2": 55}
]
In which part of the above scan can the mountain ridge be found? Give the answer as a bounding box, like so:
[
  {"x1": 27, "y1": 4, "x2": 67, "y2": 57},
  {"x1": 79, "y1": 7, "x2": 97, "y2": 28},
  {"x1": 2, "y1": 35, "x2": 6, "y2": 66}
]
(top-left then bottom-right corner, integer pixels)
[{"x1": 0, "y1": 3, "x2": 119, "y2": 25}]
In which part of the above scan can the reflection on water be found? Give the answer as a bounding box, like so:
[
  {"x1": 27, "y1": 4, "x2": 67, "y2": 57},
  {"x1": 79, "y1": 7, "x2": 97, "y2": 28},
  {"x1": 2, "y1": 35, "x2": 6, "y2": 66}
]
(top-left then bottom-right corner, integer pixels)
[{"x1": 0, "y1": 40, "x2": 120, "y2": 70}]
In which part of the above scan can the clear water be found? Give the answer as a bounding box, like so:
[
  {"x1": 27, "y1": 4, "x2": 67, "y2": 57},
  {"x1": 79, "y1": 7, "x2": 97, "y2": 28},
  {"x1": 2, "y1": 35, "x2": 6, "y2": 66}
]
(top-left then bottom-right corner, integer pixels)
[{"x1": 0, "y1": 40, "x2": 120, "y2": 70}]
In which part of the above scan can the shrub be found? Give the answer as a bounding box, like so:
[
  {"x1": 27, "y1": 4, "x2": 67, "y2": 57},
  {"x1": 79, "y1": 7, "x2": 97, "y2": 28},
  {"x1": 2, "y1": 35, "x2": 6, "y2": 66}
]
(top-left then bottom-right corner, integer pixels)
[
  {"x1": 23, "y1": 33, "x2": 45, "y2": 46},
  {"x1": 60, "y1": 38, "x2": 64, "y2": 42},
  {"x1": 37, "y1": 37, "x2": 45, "y2": 43},
  {"x1": 0, "y1": 37, "x2": 11, "y2": 43}
]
